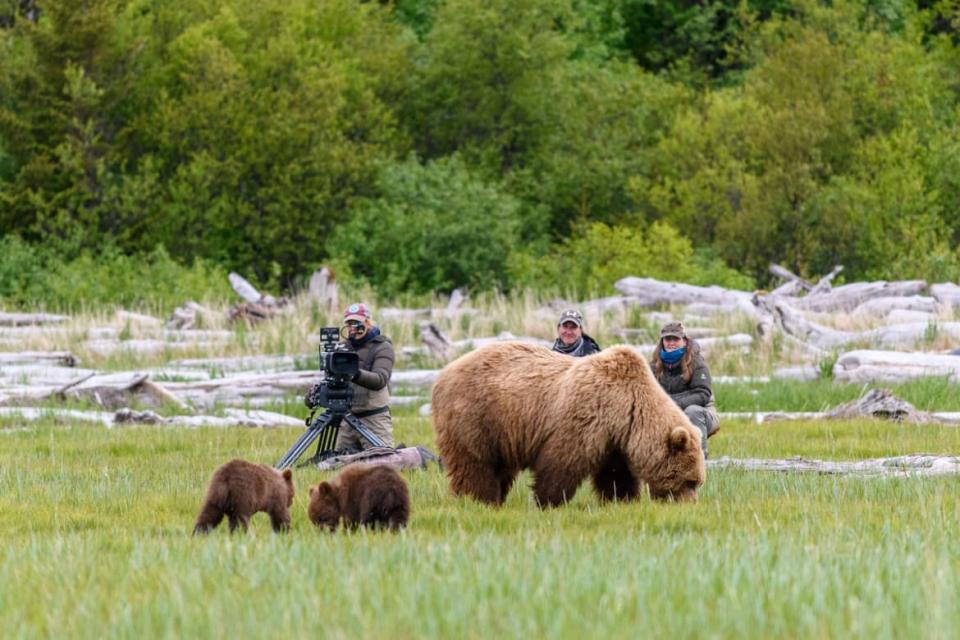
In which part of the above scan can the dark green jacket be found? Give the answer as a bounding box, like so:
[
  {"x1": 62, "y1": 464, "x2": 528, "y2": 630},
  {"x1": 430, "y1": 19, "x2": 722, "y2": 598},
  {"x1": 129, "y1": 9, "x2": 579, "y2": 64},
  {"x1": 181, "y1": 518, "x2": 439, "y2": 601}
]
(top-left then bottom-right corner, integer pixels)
[{"x1": 655, "y1": 343, "x2": 714, "y2": 410}]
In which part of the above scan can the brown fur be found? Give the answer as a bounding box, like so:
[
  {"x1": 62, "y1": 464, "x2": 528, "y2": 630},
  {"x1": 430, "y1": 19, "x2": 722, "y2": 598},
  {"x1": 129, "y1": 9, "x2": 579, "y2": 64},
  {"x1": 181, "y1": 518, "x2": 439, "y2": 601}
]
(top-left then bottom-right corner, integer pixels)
[
  {"x1": 308, "y1": 464, "x2": 410, "y2": 532},
  {"x1": 431, "y1": 343, "x2": 706, "y2": 507},
  {"x1": 193, "y1": 459, "x2": 295, "y2": 534}
]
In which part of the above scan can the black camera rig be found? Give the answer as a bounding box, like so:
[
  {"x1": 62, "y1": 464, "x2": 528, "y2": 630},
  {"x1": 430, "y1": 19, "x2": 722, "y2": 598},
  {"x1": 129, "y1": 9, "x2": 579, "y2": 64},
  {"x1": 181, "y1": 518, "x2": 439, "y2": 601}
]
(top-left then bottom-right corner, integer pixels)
[{"x1": 275, "y1": 327, "x2": 387, "y2": 469}]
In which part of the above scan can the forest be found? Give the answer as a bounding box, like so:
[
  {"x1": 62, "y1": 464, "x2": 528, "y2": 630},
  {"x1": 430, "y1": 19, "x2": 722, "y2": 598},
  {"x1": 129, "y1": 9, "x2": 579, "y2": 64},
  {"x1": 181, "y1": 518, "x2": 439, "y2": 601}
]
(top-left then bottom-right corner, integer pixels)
[{"x1": 2, "y1": 0, "x2": 960, "y2": 308}]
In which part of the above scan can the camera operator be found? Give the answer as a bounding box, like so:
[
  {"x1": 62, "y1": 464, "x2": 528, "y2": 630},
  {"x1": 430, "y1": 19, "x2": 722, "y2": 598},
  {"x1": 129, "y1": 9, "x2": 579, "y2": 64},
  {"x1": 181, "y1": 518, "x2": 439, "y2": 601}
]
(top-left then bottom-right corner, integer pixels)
[{"x1": 334, "y1": 302, "x2": 395, "y2": 450}]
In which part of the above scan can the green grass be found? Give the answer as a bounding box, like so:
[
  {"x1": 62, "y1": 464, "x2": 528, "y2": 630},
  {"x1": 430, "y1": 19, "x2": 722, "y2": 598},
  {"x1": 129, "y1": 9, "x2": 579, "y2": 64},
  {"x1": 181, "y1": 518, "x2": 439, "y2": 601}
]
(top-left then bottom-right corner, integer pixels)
[
  {"x1": 1, "y1": 415, "x2": 959, "y2": 638},
  {"x1": 716, "y1": 376, "x2": 960, "y2": 412}
]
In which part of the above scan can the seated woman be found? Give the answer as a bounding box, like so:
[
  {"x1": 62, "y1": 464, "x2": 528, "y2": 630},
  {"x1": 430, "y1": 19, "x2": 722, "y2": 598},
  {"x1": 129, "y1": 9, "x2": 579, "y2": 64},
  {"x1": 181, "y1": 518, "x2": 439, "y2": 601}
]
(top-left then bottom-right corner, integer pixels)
[{"x1": 650, "y1": 321, "x2": 720, "y2": 457}]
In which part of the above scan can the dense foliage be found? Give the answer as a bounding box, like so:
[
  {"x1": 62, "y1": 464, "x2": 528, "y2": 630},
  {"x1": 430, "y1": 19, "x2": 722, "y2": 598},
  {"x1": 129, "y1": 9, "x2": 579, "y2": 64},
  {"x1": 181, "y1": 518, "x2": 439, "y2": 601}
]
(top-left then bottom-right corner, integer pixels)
[{"x1": 3, "y1": 0, "x2": 960, "y2": 306}]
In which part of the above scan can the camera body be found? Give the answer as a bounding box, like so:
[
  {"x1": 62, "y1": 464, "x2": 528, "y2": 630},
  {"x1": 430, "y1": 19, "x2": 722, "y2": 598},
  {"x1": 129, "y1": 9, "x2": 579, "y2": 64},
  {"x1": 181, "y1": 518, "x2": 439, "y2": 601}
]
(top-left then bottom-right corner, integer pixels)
[{"x1": 306, "y1": 327, "x2": 359, "y2": 413}]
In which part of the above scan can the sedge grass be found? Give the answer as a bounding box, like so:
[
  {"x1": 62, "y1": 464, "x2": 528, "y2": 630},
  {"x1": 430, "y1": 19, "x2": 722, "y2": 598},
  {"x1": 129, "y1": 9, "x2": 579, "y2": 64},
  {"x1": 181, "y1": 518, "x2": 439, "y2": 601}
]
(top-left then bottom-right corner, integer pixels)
[{"x1": 1, "y1": 415, "x2": 959, "y2": 639}]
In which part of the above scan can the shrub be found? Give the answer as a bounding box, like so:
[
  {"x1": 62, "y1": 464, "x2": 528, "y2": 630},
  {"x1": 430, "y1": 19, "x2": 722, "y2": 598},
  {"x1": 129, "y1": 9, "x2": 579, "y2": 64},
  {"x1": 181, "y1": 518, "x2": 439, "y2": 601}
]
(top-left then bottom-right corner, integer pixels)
[
  {"x1": 508, "y1": 220, "x2": 754, "y2": 296},
  {"x1": 0, "y1": 236, "x2": 231, "y2": 312}
]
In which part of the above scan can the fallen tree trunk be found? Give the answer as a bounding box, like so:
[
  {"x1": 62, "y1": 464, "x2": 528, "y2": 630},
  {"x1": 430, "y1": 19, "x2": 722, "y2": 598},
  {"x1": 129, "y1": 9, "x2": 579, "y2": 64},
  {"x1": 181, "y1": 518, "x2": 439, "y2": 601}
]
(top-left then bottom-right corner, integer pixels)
[
  {"x1": 708, "y1": 454, "x2": 960, "y2": 477},
  {"x1": 113, "y1": 407, "x2": 302, "y2": 428},
  {"x1": 419, "y1": 322, "x2": 456, "y2": 361},
  {"x1": 806, "y1": 264, "x2": 844, "y2": 296},
  {"x1": 768, "y1": 264, "x2": 813, "y2": 294},
  {"x1": 0, "y1": 407, "x2": 301, "y2": 428},
  {"x1": 793, "y1": 280, "x2": 928, "y2": 312},
  {"x1": 930, "y1": 282, "x2": 960, "y2": 309},
  {"x1": 0, "y1": 366, "x2": 95, "y2": 386},
  {"x1": 852, "y1": 296, "x2": 939, "y2": 316},
  {"x1": 0, "y1": 351, "x2": 78, "y2": 367},
  {"x1": 165, "y1": 301, "x2": 212, "y2": 330},
  {"x1": 614, "y1": 277, "x2": 758, "y2": 317},
  {"x1": 833, "y1": 350, "x2": 960, "y2": 384},
  {"x1": 166, "y1": 354, "x2": 306, "y2": 372},
  {"x1": 0, "y1": 312, "x2": 70, "y2": 326}
]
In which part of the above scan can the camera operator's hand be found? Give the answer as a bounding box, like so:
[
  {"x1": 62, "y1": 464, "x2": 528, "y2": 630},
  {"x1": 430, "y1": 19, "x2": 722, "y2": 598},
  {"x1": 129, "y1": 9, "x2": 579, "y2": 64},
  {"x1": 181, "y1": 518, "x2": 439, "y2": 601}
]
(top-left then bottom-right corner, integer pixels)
[{"x1": 304, "y1": 383, "x2": 324, "y2": 409}]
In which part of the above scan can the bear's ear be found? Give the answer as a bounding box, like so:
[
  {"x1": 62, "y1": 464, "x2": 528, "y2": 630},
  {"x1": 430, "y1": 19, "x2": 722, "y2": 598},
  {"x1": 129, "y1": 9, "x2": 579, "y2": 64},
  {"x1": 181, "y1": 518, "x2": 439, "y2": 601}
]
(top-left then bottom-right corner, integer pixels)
[
  {"x1": 668, "y1": 427, "x2": 691, "y2": 452},
  {"x1": 282, "y1": 468, "x2": 293, "y2": 482},
  {"x1": 309, "y1": 485, "x2": 318, "y2": 499}
]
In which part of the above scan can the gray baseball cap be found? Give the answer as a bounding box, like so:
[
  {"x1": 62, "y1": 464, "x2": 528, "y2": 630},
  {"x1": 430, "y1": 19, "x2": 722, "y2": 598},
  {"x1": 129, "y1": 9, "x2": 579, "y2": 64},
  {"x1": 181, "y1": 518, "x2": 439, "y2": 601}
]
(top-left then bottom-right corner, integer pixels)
[{"x1": 557, "y1": 309, "x2": 583, "y2": 327}]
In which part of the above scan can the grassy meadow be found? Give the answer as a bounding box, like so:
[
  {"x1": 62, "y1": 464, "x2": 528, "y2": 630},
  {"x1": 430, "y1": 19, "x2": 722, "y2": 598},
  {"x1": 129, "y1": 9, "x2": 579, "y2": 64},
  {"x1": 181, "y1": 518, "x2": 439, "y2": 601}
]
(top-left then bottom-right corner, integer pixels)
[
  {"x1": 1, "y1": 406, "x2": 959, "y2": 639},
  {"x1": 2, "y1": 294, "x2": 960, "y2": 638}
]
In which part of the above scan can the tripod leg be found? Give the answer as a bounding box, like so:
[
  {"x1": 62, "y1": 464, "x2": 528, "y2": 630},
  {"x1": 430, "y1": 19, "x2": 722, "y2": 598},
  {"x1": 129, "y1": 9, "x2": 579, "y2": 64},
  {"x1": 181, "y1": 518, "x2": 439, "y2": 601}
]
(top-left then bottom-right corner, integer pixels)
[
  {"x1": 343, "y1": 413, "x2": 389, "y2": 449},
  {"x1": 275, "y1": 412, "x2": 340, "y2": 469},
  {"x1": 314, "y1": 416, "x2": 339, "y2": 459}
]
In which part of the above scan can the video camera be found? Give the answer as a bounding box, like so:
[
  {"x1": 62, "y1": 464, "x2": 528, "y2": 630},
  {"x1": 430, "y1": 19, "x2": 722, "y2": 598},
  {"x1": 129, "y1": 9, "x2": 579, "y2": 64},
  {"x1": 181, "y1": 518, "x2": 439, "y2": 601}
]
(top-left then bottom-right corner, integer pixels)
[{"x1": 306, "y1": 327, "x2": 359, "y2": 413}]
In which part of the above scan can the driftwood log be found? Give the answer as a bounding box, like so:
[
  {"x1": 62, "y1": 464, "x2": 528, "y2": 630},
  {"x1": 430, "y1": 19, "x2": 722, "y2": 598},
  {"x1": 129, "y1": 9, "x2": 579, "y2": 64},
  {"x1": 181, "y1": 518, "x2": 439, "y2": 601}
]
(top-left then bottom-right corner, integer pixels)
[
  {"x1": 792, "y1": 280, "x2": 928, "y2": 312},
  {"x1": 852, "y1": 296, "x2": 939, "y2": 316},
  {"x1": 307, "y1": 267, "x2": 338, "y2": 311},
  {"x1": 709, "y1": 454, "x2": 960, "y2": 477},
  {"x1": 165, "y1": 301, "x2": 211, "y2": 330},
  {"x1": 833, "y1": 350, "x2": 960, "y2": 384},
  {"x1": 0, "y1": 407, "x2": 301, "y2": 428},
  {"x1": 419, "y1": 322, "x2": 456, "y2": 361},
  {"x1": 0, "y1": 312, "x2": 70, "y2": 327},
  {"x1": 0, "y1": 351, "x2": 78, "y2": 367},
  {"x1": 614, "y1": 276, "x2": 759, "y2": 317},
  {"x1": 930, "y1": 283, "x2": 960, "y2": 309}
]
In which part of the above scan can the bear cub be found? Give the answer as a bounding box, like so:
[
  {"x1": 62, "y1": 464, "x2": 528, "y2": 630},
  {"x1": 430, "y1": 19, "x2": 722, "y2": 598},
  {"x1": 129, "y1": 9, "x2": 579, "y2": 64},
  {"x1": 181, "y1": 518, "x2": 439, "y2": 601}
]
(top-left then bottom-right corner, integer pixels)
[
  {"x1": 308, "y1": 464, "x2": 410, "y2": 532},
  {"x1": 193, "y1": 459, "x2": 295, "y2": 535}
]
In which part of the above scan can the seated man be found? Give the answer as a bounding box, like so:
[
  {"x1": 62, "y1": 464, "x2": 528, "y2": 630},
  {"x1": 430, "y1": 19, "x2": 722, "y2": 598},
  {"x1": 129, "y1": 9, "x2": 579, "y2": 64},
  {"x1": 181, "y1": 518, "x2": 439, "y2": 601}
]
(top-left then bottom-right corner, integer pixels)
[
  {"x1": 550, "y1": 309, "x2": 600, "y2": 357},
  {"x1": 650, "y1": 321, "x2": 720, "y2": 457}
]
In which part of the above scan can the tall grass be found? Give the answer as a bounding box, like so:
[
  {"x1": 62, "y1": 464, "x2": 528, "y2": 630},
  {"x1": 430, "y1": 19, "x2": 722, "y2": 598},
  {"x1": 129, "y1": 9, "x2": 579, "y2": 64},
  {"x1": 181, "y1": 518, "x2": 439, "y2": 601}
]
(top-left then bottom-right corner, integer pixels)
[{"x1": 1, "y1": 416, "x2": 959, "y2": 638}]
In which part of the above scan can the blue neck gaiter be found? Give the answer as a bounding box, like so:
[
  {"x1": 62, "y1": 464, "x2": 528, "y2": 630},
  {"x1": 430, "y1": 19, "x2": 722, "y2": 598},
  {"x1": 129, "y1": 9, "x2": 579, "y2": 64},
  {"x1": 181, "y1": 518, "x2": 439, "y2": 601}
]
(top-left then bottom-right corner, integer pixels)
[
  {"x1": 349, "y1": 325, "x2": 380, "y2": 349},
  {"x1": 660, "y1": 346, "x2": 685, "y2": 365}
]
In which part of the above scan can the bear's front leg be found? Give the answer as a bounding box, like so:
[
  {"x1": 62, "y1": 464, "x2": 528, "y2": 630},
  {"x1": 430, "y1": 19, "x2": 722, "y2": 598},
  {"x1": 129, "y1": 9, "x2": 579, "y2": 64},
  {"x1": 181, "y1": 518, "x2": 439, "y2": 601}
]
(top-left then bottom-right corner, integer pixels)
[{"x1": 592, "y1": 449, "x2": 640, "y2": 502}]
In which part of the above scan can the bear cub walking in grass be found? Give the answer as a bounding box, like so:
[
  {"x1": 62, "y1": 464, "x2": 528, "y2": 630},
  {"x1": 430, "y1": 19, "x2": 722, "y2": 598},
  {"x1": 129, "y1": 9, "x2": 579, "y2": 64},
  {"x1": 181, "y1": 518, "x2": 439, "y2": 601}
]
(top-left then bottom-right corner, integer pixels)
[
  {"x1": 308, "y1": 464, "x2": 410, "y2": 532},
  {"x1": 193, "y1": 459, "x2": 295, "y2": 535}
]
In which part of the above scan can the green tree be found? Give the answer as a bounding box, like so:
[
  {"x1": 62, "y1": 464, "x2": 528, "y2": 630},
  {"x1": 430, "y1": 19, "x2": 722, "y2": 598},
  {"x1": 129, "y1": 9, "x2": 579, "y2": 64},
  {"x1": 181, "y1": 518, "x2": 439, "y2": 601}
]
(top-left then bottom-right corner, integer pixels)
[
  {"x1": 326, "y1": 155, "x2": 526, "y2": 295},
  {"x1": 405, "y1": 0, "x2": 576, "y2": 172},
  {"x1": 109, "y1": 0, "x2": 412, "y2": 285},
  {"x1": 635, "y1": 0, "x2": 960, "y2": 282}
]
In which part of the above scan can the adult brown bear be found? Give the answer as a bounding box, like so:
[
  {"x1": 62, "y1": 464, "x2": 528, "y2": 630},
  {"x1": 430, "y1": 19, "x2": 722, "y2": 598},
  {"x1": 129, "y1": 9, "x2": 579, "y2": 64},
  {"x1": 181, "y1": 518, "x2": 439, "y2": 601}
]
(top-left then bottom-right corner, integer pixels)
[{"x1": 431, "y1": 343, "x2": 705, "y2": 507}]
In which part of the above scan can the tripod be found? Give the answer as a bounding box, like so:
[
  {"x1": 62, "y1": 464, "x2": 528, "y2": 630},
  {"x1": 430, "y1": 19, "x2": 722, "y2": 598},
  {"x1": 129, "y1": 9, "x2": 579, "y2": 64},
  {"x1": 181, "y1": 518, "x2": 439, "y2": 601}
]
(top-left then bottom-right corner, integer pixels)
[{"x1": 275, "y1": 408, "x2": 387, "y2": 469}]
